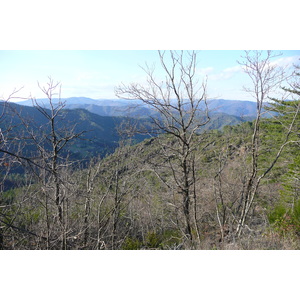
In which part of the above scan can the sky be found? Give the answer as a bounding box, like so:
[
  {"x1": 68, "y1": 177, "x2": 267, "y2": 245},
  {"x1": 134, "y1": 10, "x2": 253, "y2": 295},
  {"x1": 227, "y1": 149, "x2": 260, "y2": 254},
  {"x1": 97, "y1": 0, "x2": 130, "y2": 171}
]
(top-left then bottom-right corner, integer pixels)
[{"x1": 1, "y1": 50, "x2": 299, "y2": 102}]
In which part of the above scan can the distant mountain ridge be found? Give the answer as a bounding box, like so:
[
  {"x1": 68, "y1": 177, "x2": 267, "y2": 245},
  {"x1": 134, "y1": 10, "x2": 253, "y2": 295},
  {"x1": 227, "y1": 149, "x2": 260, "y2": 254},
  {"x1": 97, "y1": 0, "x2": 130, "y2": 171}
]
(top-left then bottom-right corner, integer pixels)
[
  {"x1": 206, "y1": 99, "x2": 257, "y2": 117},
  {"x1": 1, "y1": 99, "x2": 259, "y2": 170},
  {"x1": 16, "y1": 97, "x2": 258, "y2": 118},
  {"x1": 17, "y1": 97, "x2": 137, "y2": 108}
]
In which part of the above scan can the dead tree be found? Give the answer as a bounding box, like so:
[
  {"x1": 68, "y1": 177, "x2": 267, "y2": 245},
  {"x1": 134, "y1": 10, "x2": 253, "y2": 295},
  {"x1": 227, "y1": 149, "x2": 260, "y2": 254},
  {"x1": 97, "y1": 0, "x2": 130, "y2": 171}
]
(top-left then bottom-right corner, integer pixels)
[
  {"x1": 0, "y1": 88, "x2": 26, "y2": 249},
  {"x1": 116, "y1": 50, "x2": 210, "y2": 242},
  {"x1": 31, "y1": 79, "x2": 85, "y2": 249},
  {"x1": 6, "y1": 78, "x2": 85, "y2": 249},
  {"x1": 234, "y1": 51, "x2": 298, "y2": 237}
]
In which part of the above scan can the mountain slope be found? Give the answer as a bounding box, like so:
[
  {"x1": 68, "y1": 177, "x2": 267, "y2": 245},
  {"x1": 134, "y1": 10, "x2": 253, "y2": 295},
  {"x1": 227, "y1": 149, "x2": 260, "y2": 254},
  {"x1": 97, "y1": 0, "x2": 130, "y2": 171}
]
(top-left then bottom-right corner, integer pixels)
[
  {"x1": 206, "y1": 99, "x2": 257, "y2": 116},
  {"x1": 0, "y1": 102, "x2": 148, "y2": 160},
  {"x1": 200, "y1": 112, "x2": 253, "y2": 132},
  {"x1": 2, "y1": 99, "x2": 256, "y2": 163}
]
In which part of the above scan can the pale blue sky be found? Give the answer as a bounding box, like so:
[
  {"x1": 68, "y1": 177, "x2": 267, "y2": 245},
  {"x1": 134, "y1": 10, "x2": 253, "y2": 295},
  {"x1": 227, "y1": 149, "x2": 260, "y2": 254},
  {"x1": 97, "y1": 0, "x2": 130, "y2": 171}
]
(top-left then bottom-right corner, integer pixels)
[{"x1": 1, "y1": 50, "x2": 299, "y2": 101}]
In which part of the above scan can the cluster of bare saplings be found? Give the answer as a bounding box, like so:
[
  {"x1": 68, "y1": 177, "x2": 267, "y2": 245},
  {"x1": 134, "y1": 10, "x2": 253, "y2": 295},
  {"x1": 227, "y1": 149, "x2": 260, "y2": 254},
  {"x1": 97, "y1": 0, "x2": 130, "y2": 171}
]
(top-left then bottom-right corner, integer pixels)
[{"x1": 1, "y1": 51, "x2": 299, "y2": 250}]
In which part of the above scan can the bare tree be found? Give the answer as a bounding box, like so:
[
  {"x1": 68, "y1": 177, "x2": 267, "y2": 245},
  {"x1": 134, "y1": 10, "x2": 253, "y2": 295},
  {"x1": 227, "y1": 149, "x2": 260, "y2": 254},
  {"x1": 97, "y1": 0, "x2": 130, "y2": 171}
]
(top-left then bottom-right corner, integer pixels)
[
  {"x1": 234, "y1": 50, "x2": 299, "y2": 237},
  {"x1": 0, "y1": 88, "x2": 26, "y2": 171},
  {"x1": 31, "y1": 79, "x2": 85, "y2": 249},
  {"x1": 2, "y1": 78, "x2": 86, "y2": 249},
  {"x1": 116, "y1": 50, "x2": 210, "y2": 242},
  {"x1": 0, "y1": 88, "x2": 27, "y2": 249}
]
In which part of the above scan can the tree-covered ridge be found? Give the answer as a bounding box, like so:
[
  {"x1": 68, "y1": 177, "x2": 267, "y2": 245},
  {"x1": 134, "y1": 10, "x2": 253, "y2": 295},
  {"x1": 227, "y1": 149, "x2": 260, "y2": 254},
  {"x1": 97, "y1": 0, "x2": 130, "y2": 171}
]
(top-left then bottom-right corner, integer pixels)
[
  {"x1": 0, "y1": 100, "x2": 253, "y2": 164},
  {"x1": 0, "y1": 101, "x2": 149, "y2": 161}
]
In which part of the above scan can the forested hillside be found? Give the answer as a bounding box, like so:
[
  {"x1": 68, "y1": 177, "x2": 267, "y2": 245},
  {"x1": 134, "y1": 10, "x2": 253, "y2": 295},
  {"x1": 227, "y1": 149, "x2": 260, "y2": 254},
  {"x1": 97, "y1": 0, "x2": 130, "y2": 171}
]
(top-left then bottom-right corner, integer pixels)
[
  {"x1": 0, "y1": 51, "x2": 299, "y2": 250},
  {"x1": 0, "y1": 101, "x2": 149, "y2": 161}
]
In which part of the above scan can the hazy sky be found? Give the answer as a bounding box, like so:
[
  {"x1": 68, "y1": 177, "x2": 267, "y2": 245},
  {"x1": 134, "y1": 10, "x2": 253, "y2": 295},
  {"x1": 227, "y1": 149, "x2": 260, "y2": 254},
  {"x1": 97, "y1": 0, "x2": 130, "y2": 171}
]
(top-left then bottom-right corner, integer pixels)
[{"x1": 1, "y1": 50, "x2": 299, "y2": 101}]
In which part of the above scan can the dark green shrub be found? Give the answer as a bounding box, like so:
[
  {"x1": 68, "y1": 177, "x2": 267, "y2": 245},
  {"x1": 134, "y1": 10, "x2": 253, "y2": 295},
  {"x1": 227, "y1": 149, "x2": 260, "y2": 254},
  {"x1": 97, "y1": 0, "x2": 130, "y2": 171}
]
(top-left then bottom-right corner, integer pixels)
[
  {"x1": 122, "y1": 237, "x2": 142, "y2": 250},
  {"x1": 145, "y1": 231, "x2": 162, "y2": 249},
  {"x1": 159, "y1": 230, "x2": 182, "y2": 249},
  {"x1": 268, "y1": 201, "x2": 300, "y2": 237},
  {"x1": 268, "y1": 203, "x2": 286, "y2": 225}
]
